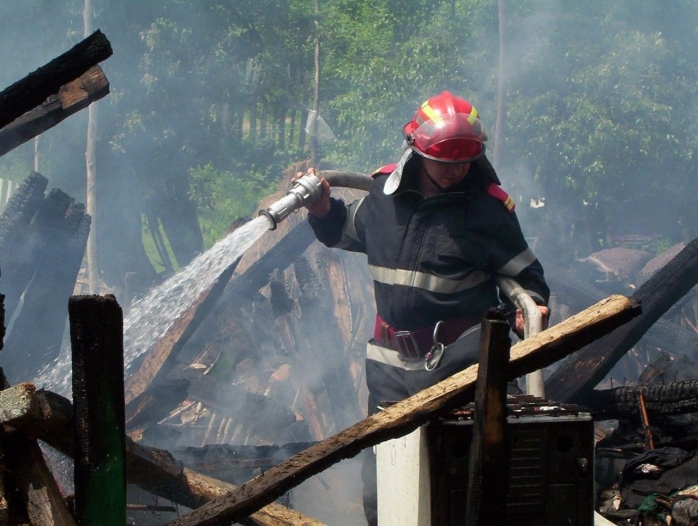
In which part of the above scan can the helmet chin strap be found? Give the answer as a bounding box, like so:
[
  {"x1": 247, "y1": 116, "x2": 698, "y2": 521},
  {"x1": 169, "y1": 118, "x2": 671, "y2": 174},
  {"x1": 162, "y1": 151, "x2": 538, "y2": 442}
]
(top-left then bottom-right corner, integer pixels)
[{"x1": 420, "y1": 164, "x2": 447, "y2": 193}]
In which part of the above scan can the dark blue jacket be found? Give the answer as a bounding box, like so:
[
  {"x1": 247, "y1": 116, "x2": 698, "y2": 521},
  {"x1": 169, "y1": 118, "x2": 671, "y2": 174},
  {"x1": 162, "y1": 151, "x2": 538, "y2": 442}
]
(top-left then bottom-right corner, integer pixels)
[{"x1": 309, "y1": 159, "x2": 549, "y2": 331}]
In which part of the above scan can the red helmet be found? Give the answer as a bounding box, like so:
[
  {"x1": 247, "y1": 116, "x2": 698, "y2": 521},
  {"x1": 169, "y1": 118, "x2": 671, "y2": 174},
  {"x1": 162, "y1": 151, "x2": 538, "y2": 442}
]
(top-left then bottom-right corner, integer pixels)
[{"x1": 403, "y1": 91, "x2": 487, "y2": 163}]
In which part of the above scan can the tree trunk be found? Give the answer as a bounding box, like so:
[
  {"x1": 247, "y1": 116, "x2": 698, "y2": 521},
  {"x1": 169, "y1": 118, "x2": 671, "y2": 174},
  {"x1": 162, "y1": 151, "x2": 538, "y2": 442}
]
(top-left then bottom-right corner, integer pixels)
[
  {"x1": 493, "y1": 0, "x2": 506, "y2": 170},
  {"x1": 84, "y1": 0, "x2": 99, "y2": 293},
  {"x1": 310, "y1": 0, "x2": 320, "y2": 167}
]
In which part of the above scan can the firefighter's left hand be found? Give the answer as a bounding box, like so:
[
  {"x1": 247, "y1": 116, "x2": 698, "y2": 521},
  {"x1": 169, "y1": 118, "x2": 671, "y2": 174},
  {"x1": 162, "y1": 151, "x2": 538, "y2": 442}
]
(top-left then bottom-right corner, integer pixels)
[{"x1": 515, "y1": 305, "x2": 549, "y2": 337}]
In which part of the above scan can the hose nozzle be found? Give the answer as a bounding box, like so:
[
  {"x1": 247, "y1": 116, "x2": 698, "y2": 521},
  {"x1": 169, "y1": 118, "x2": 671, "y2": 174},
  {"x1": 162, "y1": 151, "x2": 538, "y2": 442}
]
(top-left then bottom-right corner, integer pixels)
[{"x1": 259, "y1": 173, "x2": 322, "y2": 230}]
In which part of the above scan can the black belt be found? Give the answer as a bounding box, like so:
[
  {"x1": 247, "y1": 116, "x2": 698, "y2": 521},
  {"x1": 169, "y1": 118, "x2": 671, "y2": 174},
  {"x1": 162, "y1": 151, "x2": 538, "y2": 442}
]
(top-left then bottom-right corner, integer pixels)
[{"x1": 373, "y1": 314, "x2": 481, "y2": 359}]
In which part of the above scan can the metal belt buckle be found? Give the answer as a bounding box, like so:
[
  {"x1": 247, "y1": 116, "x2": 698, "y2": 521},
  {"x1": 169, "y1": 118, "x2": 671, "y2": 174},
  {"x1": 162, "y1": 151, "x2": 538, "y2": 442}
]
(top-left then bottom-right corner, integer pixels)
[{"x1": 394, "y1": 330, "x2": 420, "y2": 359}]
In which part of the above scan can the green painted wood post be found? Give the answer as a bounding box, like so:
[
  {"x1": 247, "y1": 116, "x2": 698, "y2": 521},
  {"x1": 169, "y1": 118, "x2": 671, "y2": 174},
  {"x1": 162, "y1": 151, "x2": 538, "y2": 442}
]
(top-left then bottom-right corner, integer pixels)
[{"x1": 70, "y1": 294, "x2": 126, "y2": 525}]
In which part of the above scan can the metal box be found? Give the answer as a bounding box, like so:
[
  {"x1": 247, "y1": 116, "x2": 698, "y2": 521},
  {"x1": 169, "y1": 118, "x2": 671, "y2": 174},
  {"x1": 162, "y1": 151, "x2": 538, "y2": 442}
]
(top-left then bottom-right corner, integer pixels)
[{"x1": 376, "y1": 397, "x2": 595, "y2": 525}]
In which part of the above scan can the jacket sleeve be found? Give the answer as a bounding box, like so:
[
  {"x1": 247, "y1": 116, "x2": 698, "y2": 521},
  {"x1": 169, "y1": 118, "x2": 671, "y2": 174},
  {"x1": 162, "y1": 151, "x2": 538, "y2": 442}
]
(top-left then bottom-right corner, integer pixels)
[
  {"x1": 308, "y1": 196, "x2": 367, "y2": 253},
  {"x1": 490, "y1": 209, "x2": 550, "y2": 307}
]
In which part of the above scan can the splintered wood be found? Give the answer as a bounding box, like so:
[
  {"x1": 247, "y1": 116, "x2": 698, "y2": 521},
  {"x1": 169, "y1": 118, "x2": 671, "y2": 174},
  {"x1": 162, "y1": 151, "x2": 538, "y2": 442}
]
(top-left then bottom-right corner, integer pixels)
[{"x1": 166, "y1": 295, "x2": 640, "y2": 526}]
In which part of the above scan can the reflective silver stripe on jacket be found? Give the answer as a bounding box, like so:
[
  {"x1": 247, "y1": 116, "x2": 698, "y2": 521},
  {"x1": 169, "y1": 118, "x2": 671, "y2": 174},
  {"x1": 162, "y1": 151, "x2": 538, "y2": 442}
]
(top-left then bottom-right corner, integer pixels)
[
  {"x1": 497, "y1": 247, "x2": 537, "y2": 277},
  {"x1": 368, "y1": 264, "x2": 489, "y2": 294},
  {"x1": 334, "y1": 197, "x2": 366, "y2": 249},
  {"x1": 366, "y1": 341, "x2": 425, "y2": 370}
]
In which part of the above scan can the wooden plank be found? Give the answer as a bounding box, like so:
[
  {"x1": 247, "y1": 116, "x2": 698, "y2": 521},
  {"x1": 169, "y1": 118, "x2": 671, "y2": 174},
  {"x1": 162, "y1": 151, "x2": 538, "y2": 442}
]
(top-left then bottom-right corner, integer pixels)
[
  {"x1": 546, "y1": 236, "x2": 698, "y2": 403},
  {"x1": 165, "y1": 294, "x2": 641, "y2": 526},
  {"x1": 127, "y1": 441, "x2": 326, "y2": 526},
  {"x1": 0, "y1": 383, "x2": 41, "y2": 424},
  {"x1": 465, "y1": 313, "x2": 511, "y2": 525},
  {"x1": 0, "y1": 66, "x2": 109, "y2": 157},
  {"x1": 0, "y1": 30, "x2": 112, "y2": 130}
]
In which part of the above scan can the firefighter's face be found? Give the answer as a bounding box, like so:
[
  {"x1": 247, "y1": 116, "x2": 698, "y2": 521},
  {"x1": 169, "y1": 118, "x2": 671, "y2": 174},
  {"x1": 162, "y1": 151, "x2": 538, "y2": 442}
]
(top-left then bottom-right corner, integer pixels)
[{"x1": 420, "y1": 158, "x2": 471, "y2": 191}]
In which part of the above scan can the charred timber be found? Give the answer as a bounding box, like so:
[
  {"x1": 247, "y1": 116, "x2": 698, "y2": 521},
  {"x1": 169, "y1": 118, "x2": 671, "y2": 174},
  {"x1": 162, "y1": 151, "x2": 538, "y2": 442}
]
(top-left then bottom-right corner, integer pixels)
[
  {"x1": 546, "y1": 237, "x2": 698, "y2": 404},
  {"x1": 173, "y1": 442, "x2": 318, "y2": 486},
  {"x1": 0, "y1": 370, "x2": 74, "y2": 525},
  {"x1": 587, "y1": 379, "x2": 698, "y2": 420},
  {"x1": 3, "y1": 192, "x2": 91, "y2": 383},
  {"x1": 0, "y1": 429, "x2": 76, "y2": 525},
  {"x1": 0, "y1": 172, "x2": 49, "y2": 321},
  {"x1": 69, "y1": 295, "x2": 127, "y2": 525},
  {"x1": 0, "y1": 30, "x2": 112, "y2": 130},
  {"x1": 0, "y1": 66, "x2": 109, "y2": 157},
  {"x1": 465, "y1": 311, "x2": 511, "y2": 526},
  {"x1": 165, "y1": 295, "x2": 640, "y2": 526}
]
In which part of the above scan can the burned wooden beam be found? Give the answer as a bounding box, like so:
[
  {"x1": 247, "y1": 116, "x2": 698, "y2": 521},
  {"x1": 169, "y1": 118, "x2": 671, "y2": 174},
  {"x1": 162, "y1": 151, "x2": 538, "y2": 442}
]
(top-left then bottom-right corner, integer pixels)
[
  {"x1": 586, "y1": 379, "x2": 698, "y2": 420},
  {"x1": 70, "y1": 294, "x2": 126, "y2": 526},
  {"x1": 0, "y1": 30, "x2": 112, "y2": 131},
  {"x1": 465, "y1": 311, "x2": 511, "y2": 526},
  {"x1": 165, "y1": 294, "x2": 640, "y2": 526},
  {"x1": 4, "y1": 388, "x2": 73, "y2": 457},
  {"x1": 172, "y1": 442, "x2": 318, "y2": 486},
  {"x1": 546, "y1": 237, "x2": 698, "y2": 404},
  {"x1": 0, "y1": 66, "x2": 109, "y2": 157},
  {"x1": 126, "y1": 441, "x2": 325, "y2": 526},
  {"x1": 0, "y1": 171, "x2": 49, "y2": 321},
  {"x1": 4, "y1": 195, "x2": 91, "y2": 383}
]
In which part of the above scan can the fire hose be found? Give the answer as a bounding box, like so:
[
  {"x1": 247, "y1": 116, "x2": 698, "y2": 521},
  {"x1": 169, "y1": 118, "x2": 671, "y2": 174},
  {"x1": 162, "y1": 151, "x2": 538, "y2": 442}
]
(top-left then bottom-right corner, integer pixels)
[{"x1": 259, "y1": 170, "x2": 372, "y2": 230}]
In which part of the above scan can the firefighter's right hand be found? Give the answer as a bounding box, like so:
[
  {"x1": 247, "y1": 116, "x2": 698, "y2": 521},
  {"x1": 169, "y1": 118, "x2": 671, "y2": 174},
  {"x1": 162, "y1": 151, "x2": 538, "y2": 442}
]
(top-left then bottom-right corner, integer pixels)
[{"x1": 293, "y1": 169, "x2": 331, "y2": 218}]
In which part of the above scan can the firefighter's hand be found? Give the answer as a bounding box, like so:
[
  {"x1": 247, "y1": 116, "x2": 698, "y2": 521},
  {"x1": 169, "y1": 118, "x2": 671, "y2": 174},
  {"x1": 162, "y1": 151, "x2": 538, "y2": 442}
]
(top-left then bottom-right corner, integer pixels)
[
  {"x1": 293, "y1": 168, "x2": 331, "y2": 218},
  {"x1": 514, "y1": 305, "x2": 550, "y2": 337}
]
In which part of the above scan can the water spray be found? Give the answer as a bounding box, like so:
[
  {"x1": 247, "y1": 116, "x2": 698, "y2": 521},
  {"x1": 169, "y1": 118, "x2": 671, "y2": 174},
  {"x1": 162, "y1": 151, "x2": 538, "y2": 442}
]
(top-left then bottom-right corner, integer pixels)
[{"x1": 259, "y1": 172, "x2": 323, "y2": 230}]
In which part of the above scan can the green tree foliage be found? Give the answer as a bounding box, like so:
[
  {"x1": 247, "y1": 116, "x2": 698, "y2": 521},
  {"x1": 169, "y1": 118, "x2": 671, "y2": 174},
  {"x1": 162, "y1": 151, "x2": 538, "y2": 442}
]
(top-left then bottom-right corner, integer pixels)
[{"x1": 2, "y1": 0, "x2": 698, "y2": 289}]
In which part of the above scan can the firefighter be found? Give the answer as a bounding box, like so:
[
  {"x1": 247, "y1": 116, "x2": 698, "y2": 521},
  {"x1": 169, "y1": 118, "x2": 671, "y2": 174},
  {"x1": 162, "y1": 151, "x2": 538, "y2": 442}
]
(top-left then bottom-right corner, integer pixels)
[{"x1": 301, "y1": 91, "x2": 550, "y2": 525}]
